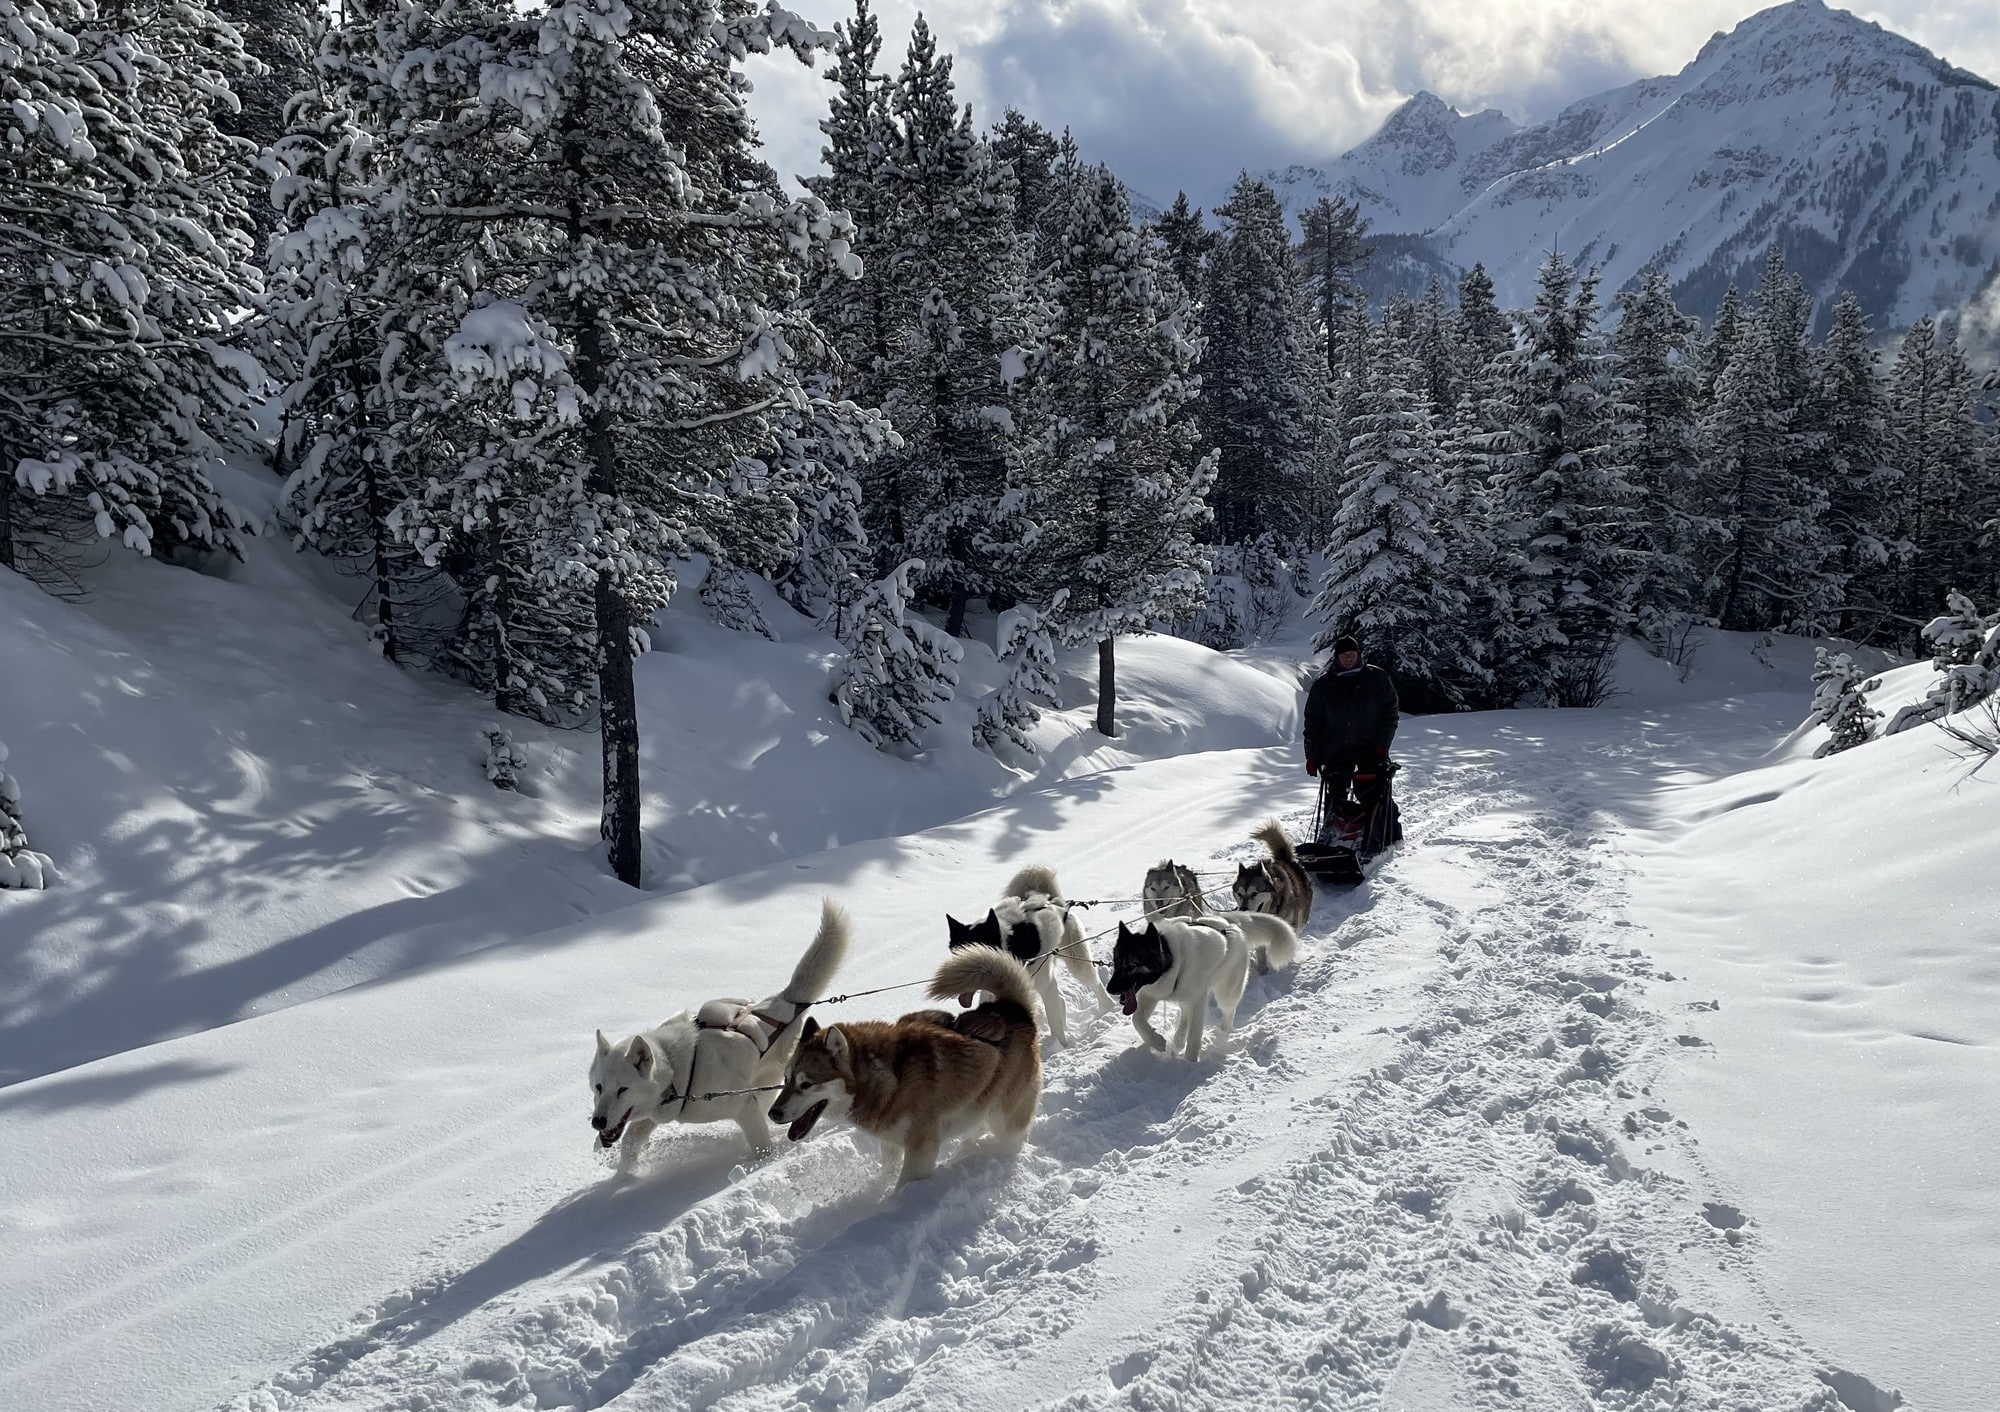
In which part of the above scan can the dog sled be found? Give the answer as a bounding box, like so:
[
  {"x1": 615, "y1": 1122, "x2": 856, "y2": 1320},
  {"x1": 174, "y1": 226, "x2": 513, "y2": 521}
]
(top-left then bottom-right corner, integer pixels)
[{"x1": 1295, "y1": 761, "x2": 1402, "y2": 886}]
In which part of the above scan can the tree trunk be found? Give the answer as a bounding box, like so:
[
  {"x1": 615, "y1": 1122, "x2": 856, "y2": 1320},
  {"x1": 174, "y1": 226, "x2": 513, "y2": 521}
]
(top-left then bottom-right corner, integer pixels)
[
  {"x1": 946, "y1": 588, "x2": 969, "y2": 638},
  {"x1": 578, "y1": 319, "x2": 643, "y2": 889},
  {"x1": 0, "y1": 466, "x2": 14, "y2": 572},
  {"x1": 1096, "y1": 635, "x2": 1117, "y2": 737}
]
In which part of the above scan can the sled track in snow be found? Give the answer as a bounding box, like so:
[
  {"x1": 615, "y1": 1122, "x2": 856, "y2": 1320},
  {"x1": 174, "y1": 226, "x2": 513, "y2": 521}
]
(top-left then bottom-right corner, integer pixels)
[{"x1": 226, "y1": 754, "x2": 1867, "y2": 1411}]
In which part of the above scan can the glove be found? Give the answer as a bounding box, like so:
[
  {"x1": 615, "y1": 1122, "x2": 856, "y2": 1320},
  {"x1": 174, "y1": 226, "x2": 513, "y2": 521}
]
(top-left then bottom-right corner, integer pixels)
[{"x1": 1304, "y1": 759, "x2": 1319, "y2": 777}]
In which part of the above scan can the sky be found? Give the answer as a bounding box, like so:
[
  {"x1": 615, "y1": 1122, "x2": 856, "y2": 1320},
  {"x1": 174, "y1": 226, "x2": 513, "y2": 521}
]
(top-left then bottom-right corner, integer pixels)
[{"x1": 743, "y1": 0, "x2": 2000, "y2": 208}]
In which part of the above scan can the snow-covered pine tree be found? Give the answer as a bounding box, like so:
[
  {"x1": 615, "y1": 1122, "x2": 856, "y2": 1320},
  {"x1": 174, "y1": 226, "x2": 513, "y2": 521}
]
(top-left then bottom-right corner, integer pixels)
[
  {"x1": 802, "y1": 0, "x2": 895, "y2": 405},
  {"x1": 1807, "y1": 649, "x2": 1879, "y2": 757},
  {"x1": 265, "y1": 21, "x2": 449, "y2": 666},
  {"x1": 1032, "y1": 164, "x2": 1213, "y2": 736},
  {"x1": 1453, "y1": 262, "x2": 1511, "y2": 383},
  {"x1": 0, "y1": 740, "x2": 53, "y2": 889},
  {"x1": 974, "y1": 591, "x2": 1065, "y2": 757},
  {"x1": 482, "y1": 727, "x2": 528, "y2": 790},
  {"x1": 990, "y1": 109, "x2": 1068, "y2": 268},
  {"x1": 1816, "y1": 291, "x2": 1900, "y2": 638},
  {"x1": 774, "y1": 402, "x2": 880, "y2": 635},
  {"x1": 1410, "y1": 281, "x2": 1457, "y2": 415},
  {"x1": 375, "y1": 0, "x2": 884, "y2": 884},
  {"x1": 1884, "y1": 590, "x2": 2000, "y2": 734},
  {"x1": 1310, "y1": 321, "x2": 1475, "y2": 705},
  {"x1": 1296, "y1": 194, "x2": 1372, "y2": 385},
  {"x1": 1152, "y1": 193, "x2": 1212, "y2": 314},
  {"x1": 1696, "y1": 285, "x2": 1745, "y2": 406},
  {"x1": 870, "y1": 18, "x2": 1045, "y2": 631},
  {"x1": 832, "y1": 559, "x2": 963, "y2": 751},
  {"x1": 1885, "y1": 317, "x2": 1993, "y2": 637},
  {"x1": 1486, "y1": 251, "x2": 1639, "y2": 705},
  {"x1": 1201, "y1": 174, "x2": 1314, "y2": 546},
  {"x1": 1699, "y1": 249, "x2": 1835, "y2": 633},
  {"x1": 212, "y1": 0, "x2": 317, "y2": 186},
  {"x1": 0, "y1": 0, "x2": 259, "y2": 589},
  {"x1": 1611, "y1": 266, "x2": 1705, "y2": 645}
]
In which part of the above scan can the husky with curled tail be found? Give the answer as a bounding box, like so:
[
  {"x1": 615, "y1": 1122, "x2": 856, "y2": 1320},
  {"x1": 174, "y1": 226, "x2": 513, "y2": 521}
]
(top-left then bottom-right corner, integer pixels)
[
  {"x1": 1232, "y1": 820, "x2": 1313, "y2": 933},
  {"x1": 770, "y1": 946, "x2": 1043, "y2": 1186},
  {"x1": 945, "y1": 864, "x2": 1112, "y2": 1045},
  {"x1": 588, "y1": 899, "x2": 849, "y2": 1173}
]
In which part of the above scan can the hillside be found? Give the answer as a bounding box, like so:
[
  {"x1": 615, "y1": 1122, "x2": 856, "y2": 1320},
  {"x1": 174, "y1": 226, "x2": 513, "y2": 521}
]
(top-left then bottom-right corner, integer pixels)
[
  {"x1": 3, "y1": 524, "x2": 1996, "y2": 1409},
  {"x1": 1269, "y1": 0, "x2": 2000, "y2": 333}
]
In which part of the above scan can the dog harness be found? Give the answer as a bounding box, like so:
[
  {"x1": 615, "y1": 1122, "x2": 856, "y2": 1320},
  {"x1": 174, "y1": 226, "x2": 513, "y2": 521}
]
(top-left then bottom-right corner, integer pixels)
[{"x1": 656, "y1": 1003, "x2": 804, "y2": 1118}]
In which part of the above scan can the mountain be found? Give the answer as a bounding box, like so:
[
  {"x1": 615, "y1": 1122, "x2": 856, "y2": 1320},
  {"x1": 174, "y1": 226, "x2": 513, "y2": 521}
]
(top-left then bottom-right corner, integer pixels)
[{"x1": 1268, "y1": 0, "x2": 2000, "y2": 331}]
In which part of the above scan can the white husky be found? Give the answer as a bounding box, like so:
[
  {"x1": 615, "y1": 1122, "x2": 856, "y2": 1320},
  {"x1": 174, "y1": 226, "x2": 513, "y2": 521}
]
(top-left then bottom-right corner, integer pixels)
[
  {"x1": 588, "y1": 898, "x2": 849, "y2": 1172},
  {"x1": 946, "y1": 864, "x2": 1112, "y2": 1046}
]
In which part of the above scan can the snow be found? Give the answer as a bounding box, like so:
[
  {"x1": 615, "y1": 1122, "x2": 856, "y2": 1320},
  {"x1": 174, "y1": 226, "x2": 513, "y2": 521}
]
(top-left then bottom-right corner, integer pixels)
[{"x1": 1, "y1": 520, "x2": 1992, "y2": 1411}]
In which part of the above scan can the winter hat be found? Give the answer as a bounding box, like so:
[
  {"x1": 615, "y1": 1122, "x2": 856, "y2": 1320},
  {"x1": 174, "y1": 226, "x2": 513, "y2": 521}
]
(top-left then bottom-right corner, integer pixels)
[{"x1": 1332, "y1": 634, "x2": 1361, "y2": 657}]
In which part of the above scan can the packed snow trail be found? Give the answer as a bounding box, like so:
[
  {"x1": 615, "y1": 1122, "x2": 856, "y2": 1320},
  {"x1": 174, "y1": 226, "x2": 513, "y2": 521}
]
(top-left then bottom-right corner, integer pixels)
[{"x1": 207, "y1": 714, "x2": 1887, "y2": 1412}]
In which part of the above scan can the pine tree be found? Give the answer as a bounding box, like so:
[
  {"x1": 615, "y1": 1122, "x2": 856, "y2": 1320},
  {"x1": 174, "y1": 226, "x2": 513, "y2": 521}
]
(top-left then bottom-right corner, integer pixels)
[
  {"x1": 1201, "y1": 174, "x2": 1314, "y2": 545},
  {"x1": 1, "y1": 0, "x2": 260, "y2": 589},
  {"x1": 1296, "y1": 195, "x2": 1372, "y2": 384},
  {"x1": 1699, "y1": 250, "x2": 1835, "y2": 632},
  {"x1": 1487, "y1": 252, "x2": 1639, "y2": 705},
  {"x1": 370, "y1": 0, "x2": 885, "y2": 884},
  {"x1": 832, "y1": 559, "x2": 963, "y2": 750},
  {"x1": 989, "y1": 109, "x2": 1068, "y2": 266},
  {"x1": 870, "y1": 18, "x2": 1045, "y2": 630},
  {"x1": 974, "y1": 592, "x2": 1065, "y2": 756},
  {"x1": 1033, "y1": 165, "x2": 1213, "y2": 736},
  {"x1": 1885, "y1": 317, "x2": 1992, "y2": 634},
  {"x1": 1152, "y1": 193, "x2": 1213, "y2": 312},
  {"x1": 266, "y1": 21, "x2": 449, "y2": 666},
  {"x1": 1697, "y1": 285, "x2": 1745, "y2": 406},
  {"x1": 802, "y1": 0, "x2": 894, "y2": 404},
  {"x1": 212, "y1": 0, "x2": 316, "y2": 188},
  {"x1": 1611, "y1": 266, "x2": 1704, "y2": 640},
  {"x1": 1453, "y1": 262, "x2": 1511, "y2": 381},
  {"x1": 1816, "y1": 291, "x2": 1899, "y2": 637},
  {"x1": 1310, "y1": 323, "x2": 1475, "y2": 702},
  {"x1": 1808, "y1": 649, "x2": 1879, "y2": 757},
  {"x1": 0, "y1": 740, "x2": 53, "y2": 889}
]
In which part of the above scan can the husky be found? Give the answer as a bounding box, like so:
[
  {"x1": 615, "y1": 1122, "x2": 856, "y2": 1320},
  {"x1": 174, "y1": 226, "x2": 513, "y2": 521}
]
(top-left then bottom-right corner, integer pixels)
[
  {"x1": 1232, "y1": 820, "x2": 1314, "y2": 933},
  {"x1": 1218, "y1": 908, "x2": 1300, "y2": 976},
  {"x1": 588, "y1": 898, "x2": 850, "y2": 1172},
  {"x1": 1107, "y1": 917, "x2": 1250, "y2": 1061},
  {"x1": 946, "y1": 864, "x2": 1111, "y2": 1046},
  {"x1": 769, "y1": 946, "x2": 1043, "y2": 1186},
  {"x1": 1141, "y1": 860, "x2": 1209, "y2": 921}
]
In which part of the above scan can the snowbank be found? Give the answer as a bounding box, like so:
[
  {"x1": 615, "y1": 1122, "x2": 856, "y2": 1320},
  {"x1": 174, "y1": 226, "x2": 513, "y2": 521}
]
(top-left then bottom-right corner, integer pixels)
[
  {"x1": 1630, "y1": 659, "x2": 2000, "y2": 1409},
  {"x1": 0, "y1": 525, "x2": 1298, "y2": 1085}
]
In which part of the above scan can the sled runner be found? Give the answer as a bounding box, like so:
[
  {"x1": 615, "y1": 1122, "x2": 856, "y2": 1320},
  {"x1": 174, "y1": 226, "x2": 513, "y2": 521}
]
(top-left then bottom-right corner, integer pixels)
[{"x1": 1297, "y1": 761, "x2": 1402, "y2": 886}]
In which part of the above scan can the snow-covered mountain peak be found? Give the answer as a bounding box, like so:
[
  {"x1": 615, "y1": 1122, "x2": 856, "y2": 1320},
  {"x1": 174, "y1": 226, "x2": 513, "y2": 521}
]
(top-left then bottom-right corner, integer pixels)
[{"x1": 1267, "y1": 0, "x2": 2000, "y2": 333}]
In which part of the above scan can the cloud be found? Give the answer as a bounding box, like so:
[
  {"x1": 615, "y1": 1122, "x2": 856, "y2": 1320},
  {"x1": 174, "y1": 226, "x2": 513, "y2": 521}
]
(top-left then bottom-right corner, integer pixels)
[{"x1": 744, "y1": 0, "x2": 2000, "y2": 207}]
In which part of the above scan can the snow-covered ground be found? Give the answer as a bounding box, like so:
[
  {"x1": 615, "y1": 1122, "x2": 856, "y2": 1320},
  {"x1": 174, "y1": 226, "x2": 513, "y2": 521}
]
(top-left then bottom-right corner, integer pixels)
[{"x1": 2, "y1": 537, "x2": 1992, "y2": 1411}]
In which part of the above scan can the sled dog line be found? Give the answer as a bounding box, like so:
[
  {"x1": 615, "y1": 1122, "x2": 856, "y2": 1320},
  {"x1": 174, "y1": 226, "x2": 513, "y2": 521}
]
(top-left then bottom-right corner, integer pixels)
[{"x1": 585, "y1": 819, "x2": 1358, "y2": 1184}]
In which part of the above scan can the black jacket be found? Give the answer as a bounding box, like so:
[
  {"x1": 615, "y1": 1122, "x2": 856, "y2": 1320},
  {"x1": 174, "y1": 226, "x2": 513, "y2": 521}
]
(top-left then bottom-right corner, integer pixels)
[{"x1": 1303, "y1": 661, "x2": 1399, "y2": 763}]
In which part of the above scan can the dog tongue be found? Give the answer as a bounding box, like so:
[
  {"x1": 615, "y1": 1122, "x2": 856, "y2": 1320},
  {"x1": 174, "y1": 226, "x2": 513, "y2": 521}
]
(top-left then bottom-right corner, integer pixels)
[
  {"x1": 787, "y1": 1101, "x2": 827, "y2": 1142},
  {"x1": 1120, "y1": 988, "x2": 1138, "y2": 1016}
]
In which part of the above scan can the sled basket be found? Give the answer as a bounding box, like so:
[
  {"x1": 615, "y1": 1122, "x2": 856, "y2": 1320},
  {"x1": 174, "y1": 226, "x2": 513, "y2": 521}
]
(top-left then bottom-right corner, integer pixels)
[{"x1": 1301, "y1": 761, "x2": 1403, "y2": 886}]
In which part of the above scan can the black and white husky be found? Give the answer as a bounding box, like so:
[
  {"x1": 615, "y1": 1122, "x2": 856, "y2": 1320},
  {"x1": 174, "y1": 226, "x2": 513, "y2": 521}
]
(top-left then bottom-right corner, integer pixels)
[
  {"x1": 1232, "y1": 820, "x2": 1313, "y2": 933},
  {"x1": 588, "y1": 899, "x2": 849, "y2": 1172},
  {"x1": 1107, "y1": 912, "x2": 1298, "y2": 1061},
  {"x1": 947, "y1": 864, "x2": 1111, "y2": 1046}
]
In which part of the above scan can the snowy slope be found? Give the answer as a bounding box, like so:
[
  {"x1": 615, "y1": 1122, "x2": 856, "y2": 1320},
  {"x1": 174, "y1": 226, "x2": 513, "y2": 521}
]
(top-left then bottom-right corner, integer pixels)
[
  {"x1": 1269, "y1": 0, "x2": 2000, "y2": 330},
  {"x1": 0, "y1": 486, "x2": 1297, "y2": 1088},
  {"x1": 7, "y1": 600, "x2": 1990, "y2": 1411},
  {"x1": 1631, "y1": 659, "x2": 2000, "y2": 1410}
]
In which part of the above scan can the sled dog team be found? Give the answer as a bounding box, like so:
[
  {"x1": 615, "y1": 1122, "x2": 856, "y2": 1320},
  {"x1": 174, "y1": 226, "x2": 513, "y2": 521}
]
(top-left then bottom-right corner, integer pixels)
[{"x1": 589, "y1": 822, "x2": 1315, "y2": 1187}]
